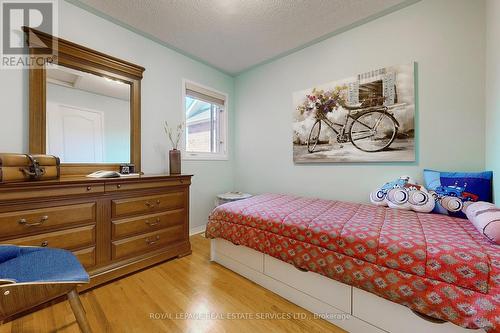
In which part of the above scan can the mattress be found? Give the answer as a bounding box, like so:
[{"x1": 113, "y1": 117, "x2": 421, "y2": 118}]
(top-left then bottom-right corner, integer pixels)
[{"x1": 206, "y1": 194, "x2": 499, "y2": 332}]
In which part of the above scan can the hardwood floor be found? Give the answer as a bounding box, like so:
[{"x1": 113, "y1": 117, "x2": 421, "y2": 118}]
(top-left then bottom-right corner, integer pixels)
[{"x1": 0, "y1": 234, "x2": 345, "y2": 333}]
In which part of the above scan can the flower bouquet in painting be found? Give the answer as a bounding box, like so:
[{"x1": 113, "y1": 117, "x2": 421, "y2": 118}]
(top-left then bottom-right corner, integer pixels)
[{"x1": 297, "y1": 86, "x2": 347, "y2": 116}]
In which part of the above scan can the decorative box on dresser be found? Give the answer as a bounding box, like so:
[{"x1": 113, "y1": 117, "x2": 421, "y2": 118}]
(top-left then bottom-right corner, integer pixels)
[{"x1": 0, "y1": 174, "x2": 192, "y2": 290}]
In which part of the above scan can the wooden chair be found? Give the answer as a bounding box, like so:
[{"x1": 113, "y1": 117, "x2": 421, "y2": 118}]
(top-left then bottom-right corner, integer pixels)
[{"x1": 0, "y1": 245, "x2": 92, "y2": 332}]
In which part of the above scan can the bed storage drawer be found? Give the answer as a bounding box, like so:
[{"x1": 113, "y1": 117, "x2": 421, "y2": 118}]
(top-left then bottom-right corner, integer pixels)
[
  {"x1": 352, "y1": 287, "x2": 485, "y2": 333},
  {"x1": 213, "y1": 238, "x2": 264, "y2": 272},
  {"x1": 263, "y1": 255, "x2": 351, "y2": 314}
]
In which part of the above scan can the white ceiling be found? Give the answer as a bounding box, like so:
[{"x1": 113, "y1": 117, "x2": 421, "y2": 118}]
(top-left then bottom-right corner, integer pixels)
[
  {"x1": 75, "y1": 0, "x2": 415, "y2": 75},
  {"x1": 47, "y1": 66, "x2": 130, "y2": 100}
]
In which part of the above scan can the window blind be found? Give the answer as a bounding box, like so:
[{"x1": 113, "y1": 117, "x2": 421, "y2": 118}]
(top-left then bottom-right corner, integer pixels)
[{"x1": 185, "y1": 82, "x2": 225, "y2": 106}]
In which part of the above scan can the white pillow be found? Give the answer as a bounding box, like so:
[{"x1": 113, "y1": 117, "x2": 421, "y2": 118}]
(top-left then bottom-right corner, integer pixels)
[
  {"x1": 465, "y1": 201, "x2": 500, "y2": 244},
  {"x1": 370, "y1": 176, "x2": 435, "y2": 213}
]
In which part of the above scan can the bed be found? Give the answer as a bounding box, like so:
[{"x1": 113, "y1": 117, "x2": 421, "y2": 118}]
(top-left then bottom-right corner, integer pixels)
[{"x1": 206, "y1": 194, "x2": 498, "y2": 333}]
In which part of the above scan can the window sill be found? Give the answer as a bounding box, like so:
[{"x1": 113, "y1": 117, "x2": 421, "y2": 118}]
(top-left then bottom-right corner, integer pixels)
[{"x1": 182, "y1": 152, "x2": 228, "y2": 161}]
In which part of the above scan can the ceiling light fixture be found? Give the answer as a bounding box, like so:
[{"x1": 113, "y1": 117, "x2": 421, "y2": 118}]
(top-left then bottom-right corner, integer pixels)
[{"x1": 104, "y1": 77, "x2": 125, "y2": 85}]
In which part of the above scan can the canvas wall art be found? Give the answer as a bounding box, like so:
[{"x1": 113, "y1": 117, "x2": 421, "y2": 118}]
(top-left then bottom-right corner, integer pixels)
[{"x1": 293, "y1": 63, "x2": 415, "y2": 163}]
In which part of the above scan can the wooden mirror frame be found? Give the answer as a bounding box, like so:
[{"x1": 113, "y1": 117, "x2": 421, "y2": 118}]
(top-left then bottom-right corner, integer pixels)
[{"x1": 25, "y1": 27, "x2": 145, "y2": 176}]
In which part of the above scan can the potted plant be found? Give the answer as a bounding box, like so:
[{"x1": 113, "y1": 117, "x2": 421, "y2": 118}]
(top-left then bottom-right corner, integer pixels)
[{"x1": 164, "y1": 121, "x2": 184, "y2": 175}]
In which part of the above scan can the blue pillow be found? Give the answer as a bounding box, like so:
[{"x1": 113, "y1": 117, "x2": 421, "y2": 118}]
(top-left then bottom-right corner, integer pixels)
[{"x1": 423, "y1": 169, "x2": 493, "y2": 218}]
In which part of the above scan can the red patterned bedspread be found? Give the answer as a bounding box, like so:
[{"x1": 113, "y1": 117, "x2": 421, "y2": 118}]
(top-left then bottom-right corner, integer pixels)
[{"x1": 206, "y1": 194, "x2": 500, "y2": 332}]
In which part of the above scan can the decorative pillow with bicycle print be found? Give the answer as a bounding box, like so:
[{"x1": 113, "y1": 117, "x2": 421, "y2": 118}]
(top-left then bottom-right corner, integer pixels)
[{"x1": 423, "y1": 169, "x2": 493, "y2": 219}]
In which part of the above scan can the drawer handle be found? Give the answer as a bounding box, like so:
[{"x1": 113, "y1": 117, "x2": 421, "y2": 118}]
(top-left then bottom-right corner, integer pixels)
[
  {"x1": 86, "y1": 186, "x2": 92, "y2": 191},
  {"x1": 18, "y1": 215, "x2": 48, "y2": 227},
  {"x1": 41, "y1": 240, "x2": 49, "y2": 247},
  {"x1": 145, "y1": 218, "x2": 161, "y2": 227},
  {"x1": 411, "y1": 310, "x2": 446, "y2": 324},
  {"x1": 117, "y1": 184, "x2": 121, "y2": 189},
  {"x1": 145, "y1": 200, "x2": 161, "y2": 208},
  {"x1": 146, "y1": 235, "x2": 160, "y2": 245},
  {"x1": 294, "y1": 265, "x2": 308, "y2": 273}
]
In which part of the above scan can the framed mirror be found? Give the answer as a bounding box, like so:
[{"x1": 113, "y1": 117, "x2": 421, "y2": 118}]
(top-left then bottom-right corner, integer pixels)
[{"x1": 25, "y1": 27, "x2": 145, "y2": 175}]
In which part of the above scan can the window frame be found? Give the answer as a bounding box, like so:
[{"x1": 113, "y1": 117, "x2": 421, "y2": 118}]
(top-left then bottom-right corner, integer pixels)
[{"x1": 181, "y1": 79, "x2": 229, "y2": 161}]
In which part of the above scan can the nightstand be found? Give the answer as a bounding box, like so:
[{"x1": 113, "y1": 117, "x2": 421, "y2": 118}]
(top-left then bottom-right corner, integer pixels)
[{"x1": 215, "y1": 192, "x2": 252, "y2": 207}]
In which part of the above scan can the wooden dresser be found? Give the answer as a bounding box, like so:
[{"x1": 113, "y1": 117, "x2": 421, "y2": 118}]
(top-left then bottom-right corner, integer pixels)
[{"x1": 0, "y1": 174, "x2": 192, "y2": 290}]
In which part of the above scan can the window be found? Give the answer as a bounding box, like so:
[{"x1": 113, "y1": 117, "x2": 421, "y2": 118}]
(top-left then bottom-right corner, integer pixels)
[{"x1": 183, "y1": 80, "x2": 228, "y2": 160}]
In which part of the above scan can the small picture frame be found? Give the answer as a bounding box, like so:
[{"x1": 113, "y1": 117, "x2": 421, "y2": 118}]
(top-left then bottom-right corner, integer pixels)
[{"x1": 119, "y1": 164, "x2": 135, "y2": 174}]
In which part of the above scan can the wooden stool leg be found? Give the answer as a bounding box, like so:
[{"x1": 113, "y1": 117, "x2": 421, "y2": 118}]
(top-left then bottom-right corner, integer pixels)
[{"x1": 67, "y1": 289, "x2": 92, "y2": 333}]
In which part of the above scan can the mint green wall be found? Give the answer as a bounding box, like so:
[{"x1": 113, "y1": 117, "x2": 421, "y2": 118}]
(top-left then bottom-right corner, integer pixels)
[
  {"x1": 0, "y1": 0, "x2": 493, "y2": 229},
  {"x1": 486, "y1": 0, "x2": 500, "y2": 203},
  {"x1": 0, "y1": 0, "x2": 235, "y2": 230},
  {"x1": 234, "y1": 0, "x2": 486, "y2": 203}
]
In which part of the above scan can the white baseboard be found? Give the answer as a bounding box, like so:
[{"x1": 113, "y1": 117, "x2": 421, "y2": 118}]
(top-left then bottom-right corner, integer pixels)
[{"x1": 189, "y1": 223, "x2": 206, "y2": 236}]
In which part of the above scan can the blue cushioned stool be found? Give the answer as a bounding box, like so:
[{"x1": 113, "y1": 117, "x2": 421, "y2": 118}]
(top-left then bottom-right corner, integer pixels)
[{"x1": 0, "y1": 245, "x2": 91, "y2": 332}]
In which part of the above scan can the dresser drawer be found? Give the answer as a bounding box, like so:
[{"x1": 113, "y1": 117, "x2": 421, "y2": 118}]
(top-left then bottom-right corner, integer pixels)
[
  {"x1": 73, "y1": 246, "x2": 96, "y2": 269},
  {"x1": 112, "y1": 209, "x2": 185, "y2": 240},
  {"x1": 112, "y1": 192, "x2": 185, "y2": 218},
  {"x1": 112, "y1": 225, "x2": 184, "y2": 260},
  {"x1": 105, "y1": 178, "x2": 190, "y2": 193},
  {"x1": 0, "y1": 184, "x2": 104, "y2": 201},
  {"x1": 4, "y1": 225, "x2": 95, "y2": 250},
  {"x1": 0, "y1": 202, "x2": 96, "y2": 238}
]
